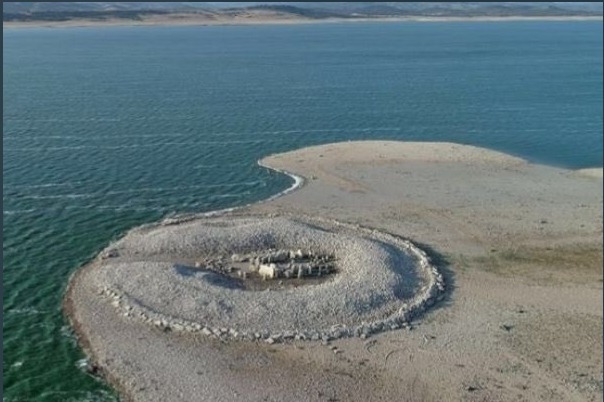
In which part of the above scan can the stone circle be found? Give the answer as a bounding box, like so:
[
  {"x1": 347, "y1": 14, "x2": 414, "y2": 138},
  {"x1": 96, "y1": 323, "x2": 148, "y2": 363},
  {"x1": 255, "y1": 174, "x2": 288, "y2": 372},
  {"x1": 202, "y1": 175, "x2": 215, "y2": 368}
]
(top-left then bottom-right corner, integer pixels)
[{"x1": 95, "y1": 215, "x2": 445, "y2": 342}]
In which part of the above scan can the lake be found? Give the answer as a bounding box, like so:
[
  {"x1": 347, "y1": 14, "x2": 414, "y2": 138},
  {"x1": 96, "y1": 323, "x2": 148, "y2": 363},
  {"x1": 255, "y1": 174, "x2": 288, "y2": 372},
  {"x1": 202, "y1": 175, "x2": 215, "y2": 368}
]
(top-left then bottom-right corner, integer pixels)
[{"x1": 3, "y1": 21, "x2": 602, "y2": 401}]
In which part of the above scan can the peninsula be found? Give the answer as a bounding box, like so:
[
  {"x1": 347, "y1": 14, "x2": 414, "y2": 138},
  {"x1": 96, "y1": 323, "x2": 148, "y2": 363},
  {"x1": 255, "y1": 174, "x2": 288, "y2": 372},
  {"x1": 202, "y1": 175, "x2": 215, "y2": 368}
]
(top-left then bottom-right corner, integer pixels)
[{"x1": 65, "y1": 141, "x2": 603, "y2": 401}]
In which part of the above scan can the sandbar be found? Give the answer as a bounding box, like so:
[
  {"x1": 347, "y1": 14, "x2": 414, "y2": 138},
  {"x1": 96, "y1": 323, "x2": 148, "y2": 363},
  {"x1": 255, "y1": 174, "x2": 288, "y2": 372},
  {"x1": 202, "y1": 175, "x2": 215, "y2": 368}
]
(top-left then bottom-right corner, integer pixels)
[{"x1": 64, "y1": 141, "x2": 603, "y2": 401}]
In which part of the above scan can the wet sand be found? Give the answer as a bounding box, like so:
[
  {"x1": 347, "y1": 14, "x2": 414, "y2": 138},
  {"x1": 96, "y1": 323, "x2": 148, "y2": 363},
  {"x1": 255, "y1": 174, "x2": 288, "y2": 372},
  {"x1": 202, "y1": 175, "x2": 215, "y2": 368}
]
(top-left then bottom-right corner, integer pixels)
[{"x1": 65, "y1": 141, "x2": 603, "y2": 402}]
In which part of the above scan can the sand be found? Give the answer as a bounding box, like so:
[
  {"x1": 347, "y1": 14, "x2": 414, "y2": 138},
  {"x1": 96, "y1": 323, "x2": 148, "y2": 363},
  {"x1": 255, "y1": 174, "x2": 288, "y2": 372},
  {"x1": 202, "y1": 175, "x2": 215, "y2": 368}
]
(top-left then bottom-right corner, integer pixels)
[{"x1": 64, "y1": 141, "x2": 603, "y2": 402}]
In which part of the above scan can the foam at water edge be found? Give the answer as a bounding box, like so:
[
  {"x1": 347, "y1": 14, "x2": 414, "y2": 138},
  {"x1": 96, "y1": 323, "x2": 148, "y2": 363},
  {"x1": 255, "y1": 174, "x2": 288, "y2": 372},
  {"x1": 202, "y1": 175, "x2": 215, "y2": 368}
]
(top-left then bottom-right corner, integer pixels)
[{"x1": 159, "y1": 159, "x2": 304, "y2": 225}]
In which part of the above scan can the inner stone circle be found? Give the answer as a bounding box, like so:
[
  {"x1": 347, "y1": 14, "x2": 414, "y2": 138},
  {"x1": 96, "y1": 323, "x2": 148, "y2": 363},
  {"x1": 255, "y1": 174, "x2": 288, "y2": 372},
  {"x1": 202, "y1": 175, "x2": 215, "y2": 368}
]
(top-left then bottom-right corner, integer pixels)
[
  {"x1": 96, "y1": 215, "x2": 445, "y2": 343},
  {"x1": 194, "y1": 248, "x2": 337, "y2": 291}
]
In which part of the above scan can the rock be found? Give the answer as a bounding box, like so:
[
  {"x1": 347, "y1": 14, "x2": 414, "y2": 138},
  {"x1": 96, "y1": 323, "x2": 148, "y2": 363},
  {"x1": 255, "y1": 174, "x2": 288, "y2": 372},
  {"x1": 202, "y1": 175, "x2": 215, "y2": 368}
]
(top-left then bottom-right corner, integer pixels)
[
  {"x1": 265, "y1": 337, "x2": 275, "y2": 344},
  {"x1": 270, "y1": 250, "x2": 289, "y2": 263},
  {"x1": 231, "y1": 254, "x2": 248, "y2": 263},
  {"x1": 201, "y1": 327, "x2": 212, "y2": 336},
  {"x1": 101, "y1": 249, "x2": 119, "y2": 259},
  {"x1": 259, "y1": 263, "x2": 278, "y2": 279},
  {"x1": 331, "y1": 328, "x2": 345, "y2": 338}
]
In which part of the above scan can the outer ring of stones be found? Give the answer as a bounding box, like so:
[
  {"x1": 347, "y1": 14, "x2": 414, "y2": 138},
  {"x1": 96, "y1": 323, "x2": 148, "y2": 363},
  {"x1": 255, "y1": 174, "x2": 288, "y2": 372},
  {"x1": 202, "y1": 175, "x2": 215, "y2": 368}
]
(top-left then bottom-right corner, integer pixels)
[{"x1": 98, "y1": 216, "x2": 445, "y2": 343}]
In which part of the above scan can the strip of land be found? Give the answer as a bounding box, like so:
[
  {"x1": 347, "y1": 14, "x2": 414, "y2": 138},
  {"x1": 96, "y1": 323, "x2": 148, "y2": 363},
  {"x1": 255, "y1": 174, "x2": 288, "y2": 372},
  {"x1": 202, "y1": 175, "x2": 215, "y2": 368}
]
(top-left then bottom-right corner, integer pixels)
[
  {"x1": 4, "y1": 13, "x2": 602, "y2": 29},
  {"x1": 65, "y1": 141, "x2": 603, "y2": 402},
  {"x1": 5, "y1": 3, "x2": 601, "y2": 29}
]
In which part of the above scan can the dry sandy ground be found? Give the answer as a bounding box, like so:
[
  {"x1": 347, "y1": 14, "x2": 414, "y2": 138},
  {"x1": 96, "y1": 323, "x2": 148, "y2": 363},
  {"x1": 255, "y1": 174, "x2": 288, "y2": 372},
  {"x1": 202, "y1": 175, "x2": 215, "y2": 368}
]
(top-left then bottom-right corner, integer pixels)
[
  {"x1": 65, "y1": 141, "x2": 603, "y2": 402},
  {"x1": 4, "y1": 15, "x2": 603, "y2": 29}
]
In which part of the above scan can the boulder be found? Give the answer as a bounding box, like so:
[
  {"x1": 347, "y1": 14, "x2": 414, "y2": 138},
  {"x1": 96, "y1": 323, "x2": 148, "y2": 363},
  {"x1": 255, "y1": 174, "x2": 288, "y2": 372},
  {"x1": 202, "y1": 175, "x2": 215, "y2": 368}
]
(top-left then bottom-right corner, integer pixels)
[
  {"x1": 101, "y1": 249, "x2": 119, "y2": 259},
  {"x1": 258, "y1": 263, "x2": 278, "y2": 280},
  {"x1": 295, "y1": 249, "x2": 307, "y2": 258},
  {"x1": 269, "y1": 250, "x2": 289, "y2": 263}
]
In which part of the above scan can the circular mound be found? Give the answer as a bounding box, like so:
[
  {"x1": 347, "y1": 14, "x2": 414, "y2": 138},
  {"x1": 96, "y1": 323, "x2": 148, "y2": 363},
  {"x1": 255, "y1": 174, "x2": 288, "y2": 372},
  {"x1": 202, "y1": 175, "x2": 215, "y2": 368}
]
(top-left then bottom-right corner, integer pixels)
[{"x1": 96, "y1": 215, "x2": 445, "y2": 342}]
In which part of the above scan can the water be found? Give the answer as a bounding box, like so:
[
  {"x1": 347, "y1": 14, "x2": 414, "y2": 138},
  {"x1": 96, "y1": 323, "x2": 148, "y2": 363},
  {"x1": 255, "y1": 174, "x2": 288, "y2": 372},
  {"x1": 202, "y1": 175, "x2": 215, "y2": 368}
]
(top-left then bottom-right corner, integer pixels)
[{"x1": 3, "y1": 21, "x2": 602, "y2": 401}]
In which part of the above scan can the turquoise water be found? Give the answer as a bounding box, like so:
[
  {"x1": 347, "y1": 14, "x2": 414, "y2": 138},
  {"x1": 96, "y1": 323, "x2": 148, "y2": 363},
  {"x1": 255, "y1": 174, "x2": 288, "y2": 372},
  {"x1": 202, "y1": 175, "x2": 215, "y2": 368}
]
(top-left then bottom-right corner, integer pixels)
[{"x1": 3, "y1": 21, "x2": 602, "y2": 401}]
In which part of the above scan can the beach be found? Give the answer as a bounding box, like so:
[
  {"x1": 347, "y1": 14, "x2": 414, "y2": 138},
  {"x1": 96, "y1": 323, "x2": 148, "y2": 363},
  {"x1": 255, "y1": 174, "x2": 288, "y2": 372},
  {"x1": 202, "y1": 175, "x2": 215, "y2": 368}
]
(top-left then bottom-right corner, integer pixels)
[{"x1": 64, "y1": 141, "x2": 603, "y2": 402}]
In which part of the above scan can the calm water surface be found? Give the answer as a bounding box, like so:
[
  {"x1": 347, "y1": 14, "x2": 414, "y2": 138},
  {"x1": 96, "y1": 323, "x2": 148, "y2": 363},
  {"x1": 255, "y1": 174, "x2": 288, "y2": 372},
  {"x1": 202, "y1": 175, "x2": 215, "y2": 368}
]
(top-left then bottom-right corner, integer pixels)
[{"x1": 3, "y1": 21, "x2": 602, "y2": 401}]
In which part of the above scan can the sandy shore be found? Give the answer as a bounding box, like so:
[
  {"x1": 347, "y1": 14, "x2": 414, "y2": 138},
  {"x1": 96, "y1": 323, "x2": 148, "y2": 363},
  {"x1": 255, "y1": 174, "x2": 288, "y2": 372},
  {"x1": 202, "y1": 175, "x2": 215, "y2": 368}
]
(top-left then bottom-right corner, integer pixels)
[
  {"x1": 64, "y1": 141, "x2": 603, "y2": 401},
  {"x1": 5, "y1": 15, "x2": 603, "y2": 29}
]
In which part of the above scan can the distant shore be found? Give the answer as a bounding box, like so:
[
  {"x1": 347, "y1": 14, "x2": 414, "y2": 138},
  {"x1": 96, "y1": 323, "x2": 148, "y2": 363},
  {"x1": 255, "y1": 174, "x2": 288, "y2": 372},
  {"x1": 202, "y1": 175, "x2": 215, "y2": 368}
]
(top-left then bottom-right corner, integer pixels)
[{"x1": 4, "y1": 15, "x2": 603, "y2": 29}]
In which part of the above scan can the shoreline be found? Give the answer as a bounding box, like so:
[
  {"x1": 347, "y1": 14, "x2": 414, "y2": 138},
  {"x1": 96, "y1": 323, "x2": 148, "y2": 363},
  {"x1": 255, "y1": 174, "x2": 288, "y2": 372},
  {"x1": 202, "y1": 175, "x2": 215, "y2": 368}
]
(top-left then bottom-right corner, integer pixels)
[
  {"x1": 5, "y1": 15, "x2": 603, "y2": 29},
  {"x1": 61, "y1": 159, "x2": 306, "y2": 401},
  {"x1": 158, "y1": 161, "x2": 304, "y2": 226},
  {"x1": 64, "y1": 141, "x2": 603, "y2": 402}
]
